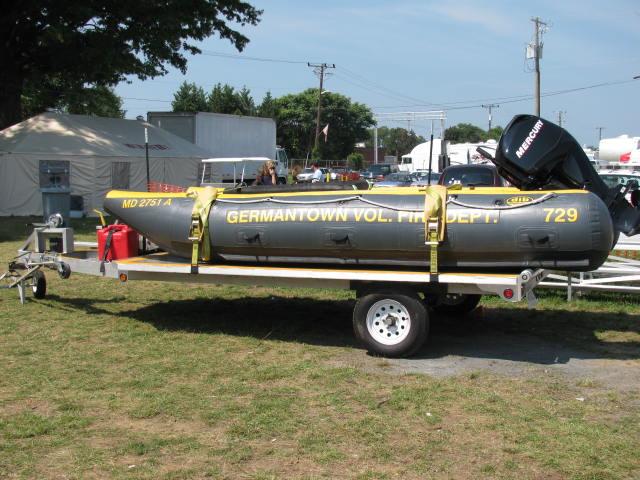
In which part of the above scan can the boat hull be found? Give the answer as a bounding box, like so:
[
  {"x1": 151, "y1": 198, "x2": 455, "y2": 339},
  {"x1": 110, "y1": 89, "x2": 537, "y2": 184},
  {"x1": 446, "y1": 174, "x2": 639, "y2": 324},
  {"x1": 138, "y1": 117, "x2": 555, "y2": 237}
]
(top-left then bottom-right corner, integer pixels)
[{"x1": 104, "y1": 187, "x2": 614, "y2": 272}]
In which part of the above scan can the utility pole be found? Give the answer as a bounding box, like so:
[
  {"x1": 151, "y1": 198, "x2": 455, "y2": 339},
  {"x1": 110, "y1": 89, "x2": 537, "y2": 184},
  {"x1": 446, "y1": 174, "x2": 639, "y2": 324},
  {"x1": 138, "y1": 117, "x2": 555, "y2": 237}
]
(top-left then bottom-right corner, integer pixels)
[
  {"x1": 481, "y1": 104, "x2": 499, "y2": 131},
  {"x1": 596, "y1": 126, "x2": 605, "y2": 143},
  {"x1": 556, "y1": 110, "x2": 566, "y2": 127},
  {"x1": 530, "y1": 17, "x2": 547, "y2": 116},
  {"x1": 308, "y1": 62, "x2": 335, "y2": 150}
]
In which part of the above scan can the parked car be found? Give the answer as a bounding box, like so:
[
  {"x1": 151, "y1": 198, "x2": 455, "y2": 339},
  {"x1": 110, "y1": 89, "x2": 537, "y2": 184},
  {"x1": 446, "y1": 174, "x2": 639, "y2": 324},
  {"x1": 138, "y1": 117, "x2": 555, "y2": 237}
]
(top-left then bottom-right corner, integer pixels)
[
  {"x1": 362, "y1": 163, "x2": 399, "y2": 182},
  {"x1": 410, "y1": 171, "x2": 441, "y2": 186},
  {"x1": 599, "y1": 169, "x2": 640, "y2": 203},
  {"x1": 346, "y1": 170, "x2": 361, "y2": 181},
  {"x1": 330, "y1": 168, "x2": 347, "y2": 181},
  {"x1": 296, "y1": 168, "x2": 314, "y2": 182},
  {"x1": 372, "y1": 172, "x2": 414, "y2": 188},
  {"x1": 599, "y1": 170, "x2": 640, "y2": 190},
  {"x1": 438, "y1": 164, "x2": 504, "y2": 187},
  {"x1": 296, "y1": 167, "x2": 329, "y2": 183}
]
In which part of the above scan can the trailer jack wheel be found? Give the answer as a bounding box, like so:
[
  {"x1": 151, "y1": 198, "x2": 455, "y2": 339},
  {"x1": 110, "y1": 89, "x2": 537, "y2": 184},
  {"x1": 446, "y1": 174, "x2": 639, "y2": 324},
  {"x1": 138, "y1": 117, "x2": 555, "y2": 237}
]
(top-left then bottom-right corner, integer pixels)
[
  {"x1": 57, "y1": 262, "x2": 71, "y2": 279},
  {"x1": 353, "y1": 291, "x2": 428, "y2": 358}
]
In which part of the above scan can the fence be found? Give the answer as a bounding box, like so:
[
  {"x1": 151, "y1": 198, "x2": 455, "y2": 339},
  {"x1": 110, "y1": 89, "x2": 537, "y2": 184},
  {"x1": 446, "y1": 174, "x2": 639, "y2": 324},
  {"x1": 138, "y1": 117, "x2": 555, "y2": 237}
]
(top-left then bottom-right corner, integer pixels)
[{"x1": 540, "y1": 237, "x2": 640, "y2": 300}]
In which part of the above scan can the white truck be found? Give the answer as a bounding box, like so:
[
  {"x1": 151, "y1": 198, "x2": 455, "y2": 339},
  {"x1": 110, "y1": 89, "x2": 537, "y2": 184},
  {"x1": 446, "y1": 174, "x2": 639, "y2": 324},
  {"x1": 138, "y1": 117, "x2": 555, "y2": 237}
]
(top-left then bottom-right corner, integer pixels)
[
  {"x1": 399, "y1": 139, "x2": 498, "y2": 173},
  {"x1": 147, "y1": 111, "x2": 289, "y2": 183}
]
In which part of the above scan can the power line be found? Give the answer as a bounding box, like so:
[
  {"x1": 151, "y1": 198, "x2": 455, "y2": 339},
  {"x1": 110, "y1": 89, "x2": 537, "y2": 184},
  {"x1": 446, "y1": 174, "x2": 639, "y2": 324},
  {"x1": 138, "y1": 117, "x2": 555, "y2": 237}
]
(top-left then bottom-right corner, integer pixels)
[
  {"x1": 372, "y1": 78, "x2": 635, "y2": 110},
  {"x1": 332, "y1": 72, "x2": 427, "y2": 105},
  {"x1": 199, "y1": 49, "x2": 308, "y2": 64},
  {"x1": 195, "y1": 48, "x2": 437, "y2": 106},
  {"x1": 116, "y1": 77, "x2": 635, "y2": 116},
  {"x1": 123, "y1": 96, "x2": 172, "y2": 103},
  {"x1": 172, "y1": 49, "x2": 635, "y2": 116},
  {"x1": 337, "y1": 66, "x2": 433, "y2": 106}
]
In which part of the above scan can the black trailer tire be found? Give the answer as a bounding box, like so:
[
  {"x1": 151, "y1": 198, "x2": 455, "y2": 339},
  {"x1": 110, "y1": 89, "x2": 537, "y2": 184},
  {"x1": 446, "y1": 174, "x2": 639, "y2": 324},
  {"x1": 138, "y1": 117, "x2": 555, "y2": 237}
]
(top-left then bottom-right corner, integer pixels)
[
  {"x1": 432, "y1": 293, "x2": 481, "y2": 316},
  {"x1": 32, "y1": 270, "x2": 46, "y2": 299},
  {"x1": 353, "y1": 291, "x2": 428, "y2": 358},
  {"x1": 57, "y1": 262, "x2": 71, "y2": 279}
]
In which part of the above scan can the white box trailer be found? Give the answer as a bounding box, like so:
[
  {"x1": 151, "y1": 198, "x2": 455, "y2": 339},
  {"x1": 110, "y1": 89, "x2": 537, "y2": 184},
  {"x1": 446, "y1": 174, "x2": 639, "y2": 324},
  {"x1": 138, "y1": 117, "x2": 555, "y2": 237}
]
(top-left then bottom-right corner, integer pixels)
[
  {"x1": 147, "y1": 112, "x2": 289, "y2": 182},
  {"x1": 399, "y1": 140, "x2": 498, "y2": 173},
  {"x1": 2, "y1": 225, "x2": 547, "y2": 358}
]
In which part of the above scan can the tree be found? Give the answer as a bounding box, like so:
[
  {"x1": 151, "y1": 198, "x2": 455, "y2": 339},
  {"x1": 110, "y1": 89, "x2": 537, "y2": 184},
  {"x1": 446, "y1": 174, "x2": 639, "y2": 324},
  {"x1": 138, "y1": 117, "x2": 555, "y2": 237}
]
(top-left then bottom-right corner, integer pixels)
[
  {"x1": 257, "y1": 91, "x2": 276, "y2": 118},
  {"x1": 21, "y1": 82, "x2": 125, "y2": 118},
  {"x1": 1, "y1": 1, "x2": 262, "y2": 129},
  {"x1": 207, "y1": 83, "x2": 255, "y2": 115},
  {"x1": 64, "y1": 86, "x2": 125, "y2": 117},
  {"x1": 237, "y1": 86, "x2": 256, "y2": 116},
  {"x1": 172, "y1": 82, "x2": 208, "y2": 112},
  {"x1": 347, "y1": 152, "x2": 364, "y2": 171},
  {"x1": 369, "y1": 127, "x2": 425, "y2": 160},
  {"x1": 444, "y1": 123, "x2": 504, "y2": 143},
  {"x1": 273, "y1": 89, "x2": 375, "y2": 159},
  {"x1": 444, "y1": 123, "x2": 487, "y2": 143},
  {"x1": 487, "y1": 126, "x2": 504, "y2": 141}
]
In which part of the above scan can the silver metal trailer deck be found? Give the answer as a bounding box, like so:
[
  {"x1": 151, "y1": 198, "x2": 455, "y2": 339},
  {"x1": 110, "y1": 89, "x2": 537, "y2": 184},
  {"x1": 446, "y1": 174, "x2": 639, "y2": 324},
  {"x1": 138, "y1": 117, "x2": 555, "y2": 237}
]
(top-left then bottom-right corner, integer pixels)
[
  {"x1": 2, "y1": 226, "x2": 548, "y2": 357},
  {"x1": 61, "y1": 250, "x2": 543, "y2": 301}
]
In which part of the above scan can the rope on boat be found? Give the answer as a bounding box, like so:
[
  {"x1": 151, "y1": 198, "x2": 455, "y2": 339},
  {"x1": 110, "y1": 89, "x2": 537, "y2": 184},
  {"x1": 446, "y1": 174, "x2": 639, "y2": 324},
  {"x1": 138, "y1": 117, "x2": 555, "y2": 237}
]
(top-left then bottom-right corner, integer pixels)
[
  {"x1": 216, "y1": 195, "x2": 425, "y2": 212},
  {"x1": 216, "y1": 192, "x2": 558, "y2": 213},
  {"x1": 446, "y1": 192, "x2": 557, "y2": 210}
]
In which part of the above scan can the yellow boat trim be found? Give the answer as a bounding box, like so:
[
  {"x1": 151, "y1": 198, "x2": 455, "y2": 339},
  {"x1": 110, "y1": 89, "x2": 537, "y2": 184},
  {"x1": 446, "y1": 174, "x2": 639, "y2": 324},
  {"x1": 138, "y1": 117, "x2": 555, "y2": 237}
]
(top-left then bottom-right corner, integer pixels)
[
  {"x1": 106, "y1": 186, "x2": 589, "y2": 200},
  {"x1": 106, "y1": 190, "x2": 193, "y2": 199},
  {"x1": 218, "y1": 187, "x2": 588, "y2": 198}
]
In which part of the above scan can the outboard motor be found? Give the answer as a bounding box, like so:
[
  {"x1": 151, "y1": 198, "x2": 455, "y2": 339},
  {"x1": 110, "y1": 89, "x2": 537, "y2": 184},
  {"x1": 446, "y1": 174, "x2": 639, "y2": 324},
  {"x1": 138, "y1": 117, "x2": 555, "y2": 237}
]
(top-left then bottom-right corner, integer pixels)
[{"x1": 492, "y1": 114, "x2": 640, "y2": 237}]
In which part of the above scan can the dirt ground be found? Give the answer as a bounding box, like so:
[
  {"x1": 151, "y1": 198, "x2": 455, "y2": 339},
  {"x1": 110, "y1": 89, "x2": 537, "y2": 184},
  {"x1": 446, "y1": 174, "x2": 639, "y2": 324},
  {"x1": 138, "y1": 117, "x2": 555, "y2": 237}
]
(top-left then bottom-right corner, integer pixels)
[{"x1": 345, "y1": 307, "x2": 640, "y2": 396}]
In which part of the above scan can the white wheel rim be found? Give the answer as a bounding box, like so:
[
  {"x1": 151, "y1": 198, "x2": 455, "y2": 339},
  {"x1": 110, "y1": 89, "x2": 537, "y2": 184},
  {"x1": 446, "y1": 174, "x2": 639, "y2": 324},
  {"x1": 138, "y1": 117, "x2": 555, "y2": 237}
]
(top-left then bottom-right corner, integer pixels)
[{"x1": 366, "y1": 299, "x2": 411, "y2": 346}]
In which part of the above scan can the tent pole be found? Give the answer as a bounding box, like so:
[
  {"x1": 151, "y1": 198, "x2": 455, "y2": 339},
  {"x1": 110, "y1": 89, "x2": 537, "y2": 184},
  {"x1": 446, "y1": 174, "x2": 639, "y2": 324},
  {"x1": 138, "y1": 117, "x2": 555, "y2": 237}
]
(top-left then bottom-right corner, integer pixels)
[
  {"x1": 143, "y1": 127, "x2": 149, "y2": 255},
  {"x1": 145, "y1": 127, "x2": 150, "y2": 191}
]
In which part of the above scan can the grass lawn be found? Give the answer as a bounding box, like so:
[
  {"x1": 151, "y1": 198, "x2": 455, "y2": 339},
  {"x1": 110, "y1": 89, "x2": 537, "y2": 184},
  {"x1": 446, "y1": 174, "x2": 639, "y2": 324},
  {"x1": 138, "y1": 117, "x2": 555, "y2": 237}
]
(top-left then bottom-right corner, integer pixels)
[{"x1": 0, "y1": 217, "x2": 639, "y2": 479}]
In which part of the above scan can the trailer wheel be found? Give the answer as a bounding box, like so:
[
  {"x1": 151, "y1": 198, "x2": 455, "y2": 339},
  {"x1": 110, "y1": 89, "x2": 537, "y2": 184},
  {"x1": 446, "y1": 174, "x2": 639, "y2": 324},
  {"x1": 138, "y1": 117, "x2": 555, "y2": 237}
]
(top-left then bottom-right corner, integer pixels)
[
  {"x1": 353, "y1": 291, "x2": 428, "y2": 357},
  {"x1": 432, "y1": 293, "x2": 481, "y2": 316},
  {"x1": 32, "y1": 270, "x2": 46, "y2": 299},
  {"x1": 57, "y1": 262, "x2": 71, "y2": 279}
]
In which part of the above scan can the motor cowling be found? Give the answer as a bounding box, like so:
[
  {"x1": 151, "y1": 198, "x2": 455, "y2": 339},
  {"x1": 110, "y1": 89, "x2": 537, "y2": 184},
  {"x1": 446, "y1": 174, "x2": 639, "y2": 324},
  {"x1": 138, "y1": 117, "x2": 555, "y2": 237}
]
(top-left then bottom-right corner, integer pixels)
[{"x1": 493, "y1": 115, "x2": 640, "y2": 236}]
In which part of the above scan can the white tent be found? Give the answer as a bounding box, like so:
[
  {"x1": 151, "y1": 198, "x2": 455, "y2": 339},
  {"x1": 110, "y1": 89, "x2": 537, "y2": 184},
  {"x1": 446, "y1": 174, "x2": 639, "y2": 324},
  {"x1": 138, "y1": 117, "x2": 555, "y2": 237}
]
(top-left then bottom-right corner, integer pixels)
[{"x1": 0, "y1": 113, "x2": 213, "y2": 216}]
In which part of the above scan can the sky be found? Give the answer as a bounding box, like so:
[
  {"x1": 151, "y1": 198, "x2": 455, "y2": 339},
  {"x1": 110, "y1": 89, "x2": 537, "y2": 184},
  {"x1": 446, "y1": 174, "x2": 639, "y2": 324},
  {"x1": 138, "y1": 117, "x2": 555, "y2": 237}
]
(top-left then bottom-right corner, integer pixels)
[{"x1": 116, "y1": 0, "x2": 640, "y2": 148}]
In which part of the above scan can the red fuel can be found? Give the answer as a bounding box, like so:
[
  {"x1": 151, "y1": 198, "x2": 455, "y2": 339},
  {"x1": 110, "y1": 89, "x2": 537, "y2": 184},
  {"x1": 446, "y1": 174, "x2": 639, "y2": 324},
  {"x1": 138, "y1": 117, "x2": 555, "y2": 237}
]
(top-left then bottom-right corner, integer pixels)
[{"x1": 97, "y1": 224, "x2": 139, "y2": 260}]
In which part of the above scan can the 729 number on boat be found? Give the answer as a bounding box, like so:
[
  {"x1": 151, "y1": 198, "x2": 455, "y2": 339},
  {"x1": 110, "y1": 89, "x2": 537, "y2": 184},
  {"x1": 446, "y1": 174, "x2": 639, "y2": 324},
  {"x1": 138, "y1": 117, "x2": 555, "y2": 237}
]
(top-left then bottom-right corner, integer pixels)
[{"x1": 543, "y1": 208, "x2": 578, "y2": 223}]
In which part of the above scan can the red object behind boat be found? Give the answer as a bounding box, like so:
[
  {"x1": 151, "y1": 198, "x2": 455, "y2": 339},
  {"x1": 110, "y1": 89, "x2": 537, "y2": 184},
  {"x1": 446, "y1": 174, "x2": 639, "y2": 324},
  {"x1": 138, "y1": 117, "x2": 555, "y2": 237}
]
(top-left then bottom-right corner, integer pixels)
[{"x1": 97, "y1": 224, "x2": 139, "y2": 260}]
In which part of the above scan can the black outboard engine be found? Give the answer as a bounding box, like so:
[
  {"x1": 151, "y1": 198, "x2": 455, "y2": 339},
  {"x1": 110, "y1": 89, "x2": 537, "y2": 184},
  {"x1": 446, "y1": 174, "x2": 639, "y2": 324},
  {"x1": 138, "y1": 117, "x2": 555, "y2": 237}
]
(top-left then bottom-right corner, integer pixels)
[{"x1": 493, "y1": 114, "x2": 640, "y2": 237}]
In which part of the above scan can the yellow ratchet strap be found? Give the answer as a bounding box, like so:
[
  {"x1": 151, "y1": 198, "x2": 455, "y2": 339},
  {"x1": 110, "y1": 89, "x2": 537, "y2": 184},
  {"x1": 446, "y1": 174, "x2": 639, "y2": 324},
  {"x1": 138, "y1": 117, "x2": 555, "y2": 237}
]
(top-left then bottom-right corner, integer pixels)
[
  {"x1": 186, "y1": 187, "x2": 218, "y2": 274},
  {"x1": 93, "y1": 209, "x2": 107, "y2": 227},
  {"x1": 423, "y1": 186, "x2": 447, "y2": 278}
]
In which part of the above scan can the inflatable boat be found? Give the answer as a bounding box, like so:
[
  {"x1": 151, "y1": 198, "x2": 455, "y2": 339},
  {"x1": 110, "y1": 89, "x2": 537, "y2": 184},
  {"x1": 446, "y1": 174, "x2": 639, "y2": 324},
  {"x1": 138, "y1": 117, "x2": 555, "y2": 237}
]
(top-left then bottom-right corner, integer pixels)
[{"x1": 103, "y1": 115, "x2": 640, "y2": 273}]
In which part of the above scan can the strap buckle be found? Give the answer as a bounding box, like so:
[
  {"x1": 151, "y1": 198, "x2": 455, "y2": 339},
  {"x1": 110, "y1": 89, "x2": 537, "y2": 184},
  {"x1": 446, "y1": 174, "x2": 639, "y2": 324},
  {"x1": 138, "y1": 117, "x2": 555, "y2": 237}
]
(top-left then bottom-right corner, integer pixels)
[{"x1": 188, "y1": 218, "x2": 202, "y2": 242}]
